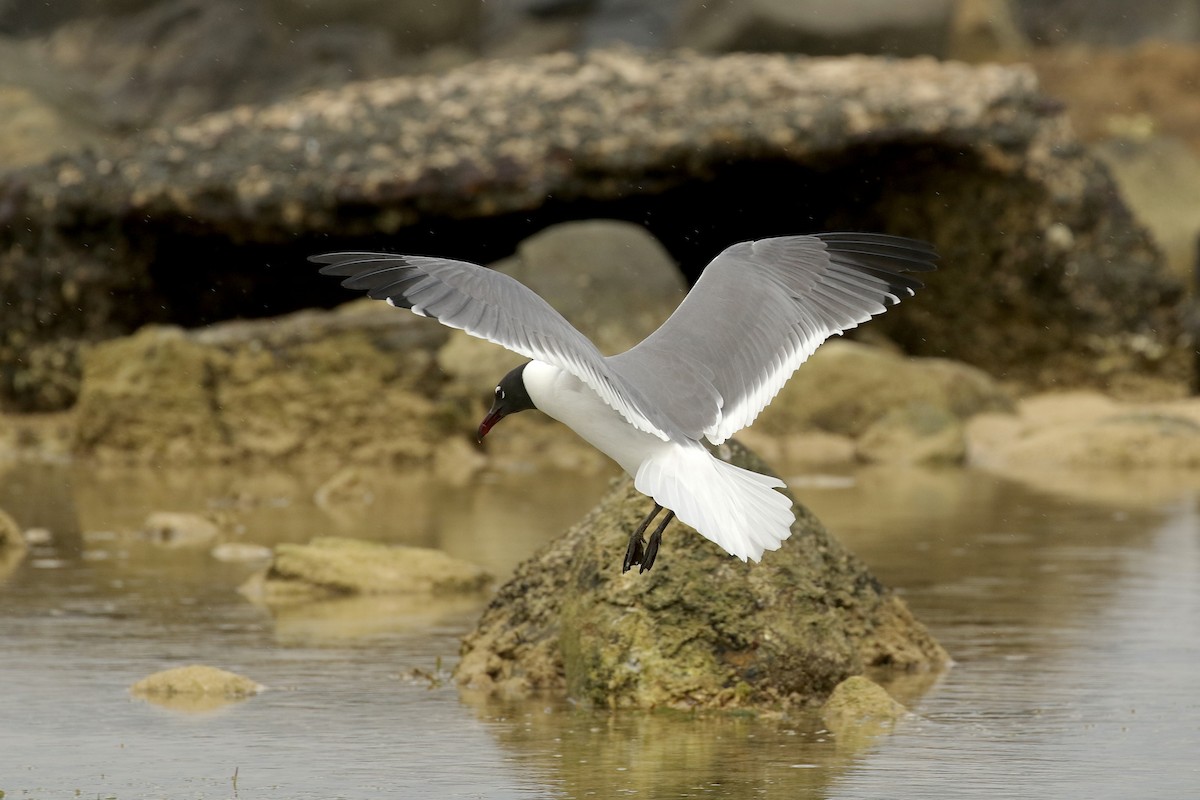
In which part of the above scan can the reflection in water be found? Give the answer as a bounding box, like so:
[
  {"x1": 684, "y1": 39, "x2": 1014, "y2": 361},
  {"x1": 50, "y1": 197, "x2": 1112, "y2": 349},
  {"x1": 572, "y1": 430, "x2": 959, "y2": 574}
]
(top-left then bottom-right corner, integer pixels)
[
  {"x1": 461, "y1": 694, "x2": 861, "y2": 797},
  {"x1": 0, "y1": 462, "x2": 1197, "y2": 798}
]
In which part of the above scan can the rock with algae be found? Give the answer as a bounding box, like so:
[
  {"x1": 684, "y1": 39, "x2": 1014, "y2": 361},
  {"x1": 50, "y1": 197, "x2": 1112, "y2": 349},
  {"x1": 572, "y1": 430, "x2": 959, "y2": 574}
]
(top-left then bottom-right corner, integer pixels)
[
  {"x1": 455, "y1": 441, "x2": 948, "y2": 710},
  {"x1": 821, "y1": 675, "x2": 908, "y2": 727},
  {"x1": 241, "y1": 536, "x2": 493, "y2": 605},
  {"x1": 130, "y1": 664, "x2": 262, "y2": 712},
  {"x1": 821, "y1": 675, "x2": 910, "y2": 750}
]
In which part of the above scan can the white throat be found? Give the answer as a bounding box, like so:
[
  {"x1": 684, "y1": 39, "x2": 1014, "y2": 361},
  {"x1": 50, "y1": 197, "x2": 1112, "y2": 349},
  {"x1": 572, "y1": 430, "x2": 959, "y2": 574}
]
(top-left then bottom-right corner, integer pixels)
[{"x1": 520, "y1": 360, "x2": 669, "y2": 476}]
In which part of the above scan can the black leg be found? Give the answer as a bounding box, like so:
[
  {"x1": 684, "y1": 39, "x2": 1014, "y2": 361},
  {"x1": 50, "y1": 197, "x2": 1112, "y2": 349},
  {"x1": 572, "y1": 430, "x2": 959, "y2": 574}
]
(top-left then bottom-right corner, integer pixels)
[
  {"x1": 623, "y1": 502, "x2": 662, "y2": 573},
  {"x1": 639, "y1": 510, "x2": 675, "y2": 573}
]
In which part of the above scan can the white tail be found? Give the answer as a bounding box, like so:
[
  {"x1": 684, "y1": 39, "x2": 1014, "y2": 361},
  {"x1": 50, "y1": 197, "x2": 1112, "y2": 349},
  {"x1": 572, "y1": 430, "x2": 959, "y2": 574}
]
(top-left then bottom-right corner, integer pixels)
[{"x1": 634, "y1": 444, "x2": 795, "y2": 562}]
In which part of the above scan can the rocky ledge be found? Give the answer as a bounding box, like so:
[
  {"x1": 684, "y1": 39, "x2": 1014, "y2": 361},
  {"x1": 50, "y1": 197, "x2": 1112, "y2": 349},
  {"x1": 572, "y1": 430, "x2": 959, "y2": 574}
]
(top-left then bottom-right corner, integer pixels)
[{"x1": 1, "y1": 49, "x2": 1185, "y2": 409}]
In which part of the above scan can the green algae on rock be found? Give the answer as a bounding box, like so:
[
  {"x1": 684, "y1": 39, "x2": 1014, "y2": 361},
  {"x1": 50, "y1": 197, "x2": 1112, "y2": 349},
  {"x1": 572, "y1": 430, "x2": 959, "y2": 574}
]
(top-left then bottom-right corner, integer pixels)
[{"x1": 455, "y1": 441, "x2": 948, "y2": 710}]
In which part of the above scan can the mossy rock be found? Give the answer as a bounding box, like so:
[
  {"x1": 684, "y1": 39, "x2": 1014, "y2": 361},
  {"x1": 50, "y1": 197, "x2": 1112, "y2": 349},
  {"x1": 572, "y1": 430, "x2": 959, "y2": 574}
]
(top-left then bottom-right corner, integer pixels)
[{"x1": 455, "y1": 441, "x2": 948, "y2": 710}]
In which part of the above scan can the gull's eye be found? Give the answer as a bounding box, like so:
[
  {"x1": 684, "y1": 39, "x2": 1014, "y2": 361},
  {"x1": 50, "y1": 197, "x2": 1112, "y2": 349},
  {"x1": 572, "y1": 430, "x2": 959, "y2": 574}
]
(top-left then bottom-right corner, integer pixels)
[{"x1": 496, "y1": 387, "x2": 504, "y2": 399}]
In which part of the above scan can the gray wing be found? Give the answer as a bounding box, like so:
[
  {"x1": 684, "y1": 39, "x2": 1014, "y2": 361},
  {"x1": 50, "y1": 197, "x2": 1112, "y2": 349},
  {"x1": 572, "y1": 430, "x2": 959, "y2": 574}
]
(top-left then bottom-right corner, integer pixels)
[
  {"x1": 312, "y1": 252, "x2": 673, "y2": 441},
  {"x1": 606, "y1": 233, "x2": 937, "y2": 444}
]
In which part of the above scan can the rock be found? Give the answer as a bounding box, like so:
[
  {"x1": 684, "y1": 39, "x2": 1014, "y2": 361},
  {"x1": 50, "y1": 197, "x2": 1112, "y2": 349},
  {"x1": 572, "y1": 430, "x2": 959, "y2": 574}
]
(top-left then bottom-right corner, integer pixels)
[
  {"x1": 1030, "y1": 42, "x2": 1200, "y2": 155},
  {"x1": 1014, "y1": 0, "x2": 1200, "y2": 46},
  {"x1": 967, "y1": 391, "x2": 1200, "y2": 505},
  {"x1": 313, "y1": 466, "x2": 377, "y2": 509},
  {"x1": 948, "y1": 0, "x2": 1029, "y2": 62},
  {"x1": 242, "y1": 537, "x2": 492, "y2": 605},
  {"x1": 856, "y1": 403, "x2": 967, "y2": 466},
  {"x1": 65, "y1": 221, "x2": 681, "y2": 467},
  {"x1": 130, "y1": 664, "x2": 262, "y2": 712},
  {"x1": 72, "y1": 305, "x2": 449, "y2": 465},
  {"x1": 0, "y1": 82, "x2": 100, "y2": 170},
  {"x1": 142, "y1": 511, "x2": 220, "y2": 548},
  {"x1": 435, "y1": 219, "x2": 684, "y2": 407},
  {"x1": 1, "y1": 50, "x2": 1182, "y2": 409},
  {"x1": 1092, "y1": 136, "x2": 1200, "y2": 281},
  {"x1": 676, "y1": 0, "x2": 957, "y2": 56},
  {"x1": 0, "y1": 40, "x2": 110, "y2": 169},
  {"x1": 749, "y1": 340, "x2": 1011, "y2": 440},
  {"x1": 483, "y1": 0, "x2": 680, "y2": 56},
  {"x1": 0, "y1": 506, "x2": 26, "y2": 550},
  {"x1": 431, "y1": 436, "x2": 489, "y2": 487},
  {"x1": 454, "y1": 441, "x2": 948, "y2": 709},
  {"x1": 969, "y1": 391, "x2": 1200, "y2": 470},
  {"x1": 738, "y1": 429, "x2": 859, "y2": 470},
  {"x1": 821, "y1": 675, "x2": 908, "y2": 726},
  {"x1": 27, "y1": 0, "x2": 458, "y2": 134},
  {"x1": 821, "y1": 675, "x2": 909, "y2": 748},
  {"x1": 494, "y1": 220, "x2": 686, "y2": 356}
]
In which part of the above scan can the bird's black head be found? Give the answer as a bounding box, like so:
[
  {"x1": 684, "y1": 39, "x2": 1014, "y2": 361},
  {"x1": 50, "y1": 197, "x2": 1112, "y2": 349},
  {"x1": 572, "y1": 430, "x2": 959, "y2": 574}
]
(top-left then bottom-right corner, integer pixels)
[{"x1": 477, "y1": 362, "x2": 536, "y2": 441}]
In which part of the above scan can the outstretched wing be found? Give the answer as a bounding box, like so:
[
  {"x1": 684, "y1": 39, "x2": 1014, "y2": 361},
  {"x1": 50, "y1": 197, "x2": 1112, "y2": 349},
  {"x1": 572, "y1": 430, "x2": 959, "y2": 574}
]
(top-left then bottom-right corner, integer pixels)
[
  {"x1": 606, "y1": 233, "x2": 937, "y2": 443},
  {"x1": 312, "y1": 252, "x2": 673, "y2": 440}
]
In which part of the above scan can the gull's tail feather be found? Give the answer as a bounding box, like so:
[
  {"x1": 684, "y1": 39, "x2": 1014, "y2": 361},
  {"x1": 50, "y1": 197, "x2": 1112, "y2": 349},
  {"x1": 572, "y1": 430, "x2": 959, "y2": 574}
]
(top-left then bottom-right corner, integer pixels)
[{"x1": 634, "y1": 444, "x2": 795, "y2": 562}]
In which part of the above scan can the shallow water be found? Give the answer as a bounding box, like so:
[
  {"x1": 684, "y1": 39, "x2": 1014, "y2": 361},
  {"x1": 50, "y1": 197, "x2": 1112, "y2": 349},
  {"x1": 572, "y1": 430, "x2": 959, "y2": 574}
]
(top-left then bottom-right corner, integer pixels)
[{"x1": 0, "y1": 461, "x2": 1197, "y2": 799}]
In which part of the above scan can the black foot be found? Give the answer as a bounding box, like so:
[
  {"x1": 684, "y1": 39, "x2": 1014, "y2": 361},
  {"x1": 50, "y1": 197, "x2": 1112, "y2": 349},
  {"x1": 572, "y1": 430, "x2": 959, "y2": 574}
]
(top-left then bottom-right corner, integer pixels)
[
  {"x1": 638, "y1": 510, "x2": 675, "y2": 573},
  {"x1": 623, "y1": 502, "x2": 662, "y2": 573}
]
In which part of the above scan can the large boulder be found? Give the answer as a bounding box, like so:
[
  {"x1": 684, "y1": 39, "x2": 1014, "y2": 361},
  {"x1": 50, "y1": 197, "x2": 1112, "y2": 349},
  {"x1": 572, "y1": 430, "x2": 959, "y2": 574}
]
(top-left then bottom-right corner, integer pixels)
[
  {"x1": 454, "y1": 442, "x2": 948, "y2": 709},
  {"x1": 0, "y1": 49, "x2": 1183, "y2": 410}
]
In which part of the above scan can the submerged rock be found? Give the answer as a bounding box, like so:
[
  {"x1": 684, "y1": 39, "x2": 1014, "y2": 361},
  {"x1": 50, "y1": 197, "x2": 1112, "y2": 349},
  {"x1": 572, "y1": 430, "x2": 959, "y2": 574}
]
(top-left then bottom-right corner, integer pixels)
[
  {"x1": 242, "y1": 537, "x2": 492, "y2": 605},
  {"x1": 455, "y1": 442, "x2": 948, "y2": 710},
  {"x1": 131, "y1": 664, "x2": 262, "y2": 712}
]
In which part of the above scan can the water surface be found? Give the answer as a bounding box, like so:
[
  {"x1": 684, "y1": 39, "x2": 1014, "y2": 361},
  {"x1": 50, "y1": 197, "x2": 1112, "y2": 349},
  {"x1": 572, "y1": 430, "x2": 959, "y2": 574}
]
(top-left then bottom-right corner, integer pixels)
[{"x1": 0, "y1": 461, "x2": 1196, "y2": 798}]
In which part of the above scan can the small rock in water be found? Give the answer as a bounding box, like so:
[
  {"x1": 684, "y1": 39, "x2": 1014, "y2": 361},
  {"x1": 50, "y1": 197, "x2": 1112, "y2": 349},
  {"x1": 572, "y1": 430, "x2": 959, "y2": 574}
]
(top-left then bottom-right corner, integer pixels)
[
  {"x1": 142, "y1": 512, "x2": 220, "y2": 548},
  {"x1": 821, "y1": 675, "x2": 908, "y2": 727},
  {"x1": 131, "y1": 665, "x2": 263, "y2": 712},
  {"x1": 241, "y1": 537, "x2": 492, "y2": 605}
]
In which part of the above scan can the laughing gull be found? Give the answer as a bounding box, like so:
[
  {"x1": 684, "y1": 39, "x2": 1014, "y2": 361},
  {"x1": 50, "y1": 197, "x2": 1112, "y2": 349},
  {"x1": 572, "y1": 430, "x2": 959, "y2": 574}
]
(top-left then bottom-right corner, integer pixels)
[{"x1": 313, "y1": 231, "x2": 936, "y2": 572}]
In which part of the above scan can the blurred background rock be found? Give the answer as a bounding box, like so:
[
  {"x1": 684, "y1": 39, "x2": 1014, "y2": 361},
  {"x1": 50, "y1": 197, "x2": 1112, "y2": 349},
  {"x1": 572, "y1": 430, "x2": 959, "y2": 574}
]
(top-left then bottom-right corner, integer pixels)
[{"x1": 1, "y1": 0, "x2": 1197, "y2": 437}]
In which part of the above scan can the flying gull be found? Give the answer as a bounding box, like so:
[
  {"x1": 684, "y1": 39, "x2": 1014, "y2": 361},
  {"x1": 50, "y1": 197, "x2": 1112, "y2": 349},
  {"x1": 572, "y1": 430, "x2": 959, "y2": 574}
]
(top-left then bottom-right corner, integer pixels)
[{"x1": 313, "y1": 231, "x2": 936, "y2": 572}]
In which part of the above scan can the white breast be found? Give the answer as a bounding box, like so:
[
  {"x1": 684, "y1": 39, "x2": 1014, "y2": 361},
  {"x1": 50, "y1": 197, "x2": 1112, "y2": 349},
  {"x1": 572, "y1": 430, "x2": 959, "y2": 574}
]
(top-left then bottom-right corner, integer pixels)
[{"x1": 521, "y1": 360, "x2": 670, "y2": 476}]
